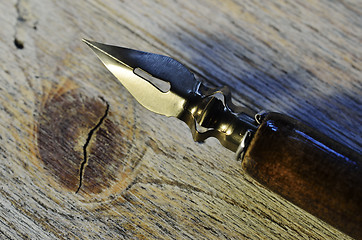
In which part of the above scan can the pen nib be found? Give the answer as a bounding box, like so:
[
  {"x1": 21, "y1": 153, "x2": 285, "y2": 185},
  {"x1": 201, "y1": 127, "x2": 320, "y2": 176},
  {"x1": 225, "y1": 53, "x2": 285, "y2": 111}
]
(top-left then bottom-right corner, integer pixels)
[
  {"x1": 84, "y1": 40, "x2": 257, "y2": 152},
  {"x1": 83, "y1": 39, "x2": 187, "y2": 117}
]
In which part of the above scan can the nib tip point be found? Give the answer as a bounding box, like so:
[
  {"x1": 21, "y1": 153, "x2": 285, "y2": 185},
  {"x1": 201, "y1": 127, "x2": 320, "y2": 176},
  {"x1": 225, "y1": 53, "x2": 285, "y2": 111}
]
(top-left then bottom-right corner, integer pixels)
[{"x1": 82, "y1": 38, "x2": 92, "y2": 44}]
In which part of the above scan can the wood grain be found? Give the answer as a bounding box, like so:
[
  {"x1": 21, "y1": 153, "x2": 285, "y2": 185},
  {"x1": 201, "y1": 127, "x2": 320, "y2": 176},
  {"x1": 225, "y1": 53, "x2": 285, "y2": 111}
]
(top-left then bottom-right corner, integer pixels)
[{"x1": 0, "y1": 0, "x2": 361, "y2": 239}]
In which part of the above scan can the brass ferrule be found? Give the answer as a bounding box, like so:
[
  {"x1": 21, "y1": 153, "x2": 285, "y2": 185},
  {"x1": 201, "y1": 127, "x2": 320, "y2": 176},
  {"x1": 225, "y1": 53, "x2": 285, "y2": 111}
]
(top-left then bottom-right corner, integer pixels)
[{"x1": 178, "y1": 84, "x2": 258, "y2": 152}]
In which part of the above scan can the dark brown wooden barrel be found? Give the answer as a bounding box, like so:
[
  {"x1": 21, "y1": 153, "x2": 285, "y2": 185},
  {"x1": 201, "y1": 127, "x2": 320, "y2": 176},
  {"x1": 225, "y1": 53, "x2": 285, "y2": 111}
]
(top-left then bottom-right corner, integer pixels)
[{"x1": 242, "y1": 112, "x2": 362, "y2": 239}]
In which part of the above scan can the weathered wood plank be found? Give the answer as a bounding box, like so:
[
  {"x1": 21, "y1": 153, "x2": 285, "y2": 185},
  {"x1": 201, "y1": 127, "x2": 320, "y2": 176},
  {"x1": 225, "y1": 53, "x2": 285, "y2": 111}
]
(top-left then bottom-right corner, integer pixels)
[{"x1": 0, "y1": 0, "x2": 360, "y2": 239}]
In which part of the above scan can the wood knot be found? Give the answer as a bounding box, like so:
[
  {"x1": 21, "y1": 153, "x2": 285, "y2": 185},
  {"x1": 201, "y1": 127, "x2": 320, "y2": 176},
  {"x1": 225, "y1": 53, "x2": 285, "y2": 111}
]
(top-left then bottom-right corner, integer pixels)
[{"x1": 37, "y1": 83, "x2": 142, "y2": 198}]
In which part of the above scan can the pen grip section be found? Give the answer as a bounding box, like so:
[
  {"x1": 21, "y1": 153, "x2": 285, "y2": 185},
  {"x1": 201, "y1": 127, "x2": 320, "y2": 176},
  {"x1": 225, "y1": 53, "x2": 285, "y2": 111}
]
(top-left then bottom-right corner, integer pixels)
[{"x1": 242, "y1": 112, "x2": 362, "y2": 239}]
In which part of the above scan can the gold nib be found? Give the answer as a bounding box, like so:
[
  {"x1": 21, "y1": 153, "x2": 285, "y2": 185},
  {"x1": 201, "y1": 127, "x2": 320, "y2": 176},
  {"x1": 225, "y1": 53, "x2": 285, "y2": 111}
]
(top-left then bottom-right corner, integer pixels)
[
  {"x1": 84, "y1": 40, "x2": 258, "y2": 153},
  {"x1": 82, "y1": 39, "x2": 185, "y2": 117}
]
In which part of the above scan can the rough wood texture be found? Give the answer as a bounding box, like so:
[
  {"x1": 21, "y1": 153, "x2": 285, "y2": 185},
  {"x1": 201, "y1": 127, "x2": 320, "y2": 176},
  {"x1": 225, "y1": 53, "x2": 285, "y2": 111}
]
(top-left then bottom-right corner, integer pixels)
[{"x1": 0, "y1": 0, "x2": 361, "y2": 239}]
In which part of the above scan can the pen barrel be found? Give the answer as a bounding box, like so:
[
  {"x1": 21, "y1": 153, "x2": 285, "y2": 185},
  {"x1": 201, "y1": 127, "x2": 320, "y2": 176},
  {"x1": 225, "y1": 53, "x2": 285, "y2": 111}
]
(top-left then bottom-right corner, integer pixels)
[{"x1": 241, "y1": 112, "x2": 362, "y2": 239}]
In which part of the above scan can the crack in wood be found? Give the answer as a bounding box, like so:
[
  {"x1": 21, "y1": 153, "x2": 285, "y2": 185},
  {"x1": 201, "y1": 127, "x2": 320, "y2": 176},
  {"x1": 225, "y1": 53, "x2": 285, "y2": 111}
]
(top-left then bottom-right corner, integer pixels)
[{"x1": 76, "y1": 97, "x2": 109, "y2": 193}]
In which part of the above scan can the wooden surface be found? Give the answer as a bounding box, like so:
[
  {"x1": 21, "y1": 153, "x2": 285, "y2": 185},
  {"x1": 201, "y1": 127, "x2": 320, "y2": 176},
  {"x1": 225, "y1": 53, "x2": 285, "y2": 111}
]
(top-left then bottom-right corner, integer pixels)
[{"x1": 0, "y1": 0, "x2": 361, "y2": 239}]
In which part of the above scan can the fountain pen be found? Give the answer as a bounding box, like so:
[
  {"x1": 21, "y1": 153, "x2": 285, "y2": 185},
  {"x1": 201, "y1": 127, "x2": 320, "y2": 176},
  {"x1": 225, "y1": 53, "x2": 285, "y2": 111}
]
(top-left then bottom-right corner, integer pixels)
[{"x1": 83, "y1": 39, "x2": 361, "y2": 239}]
